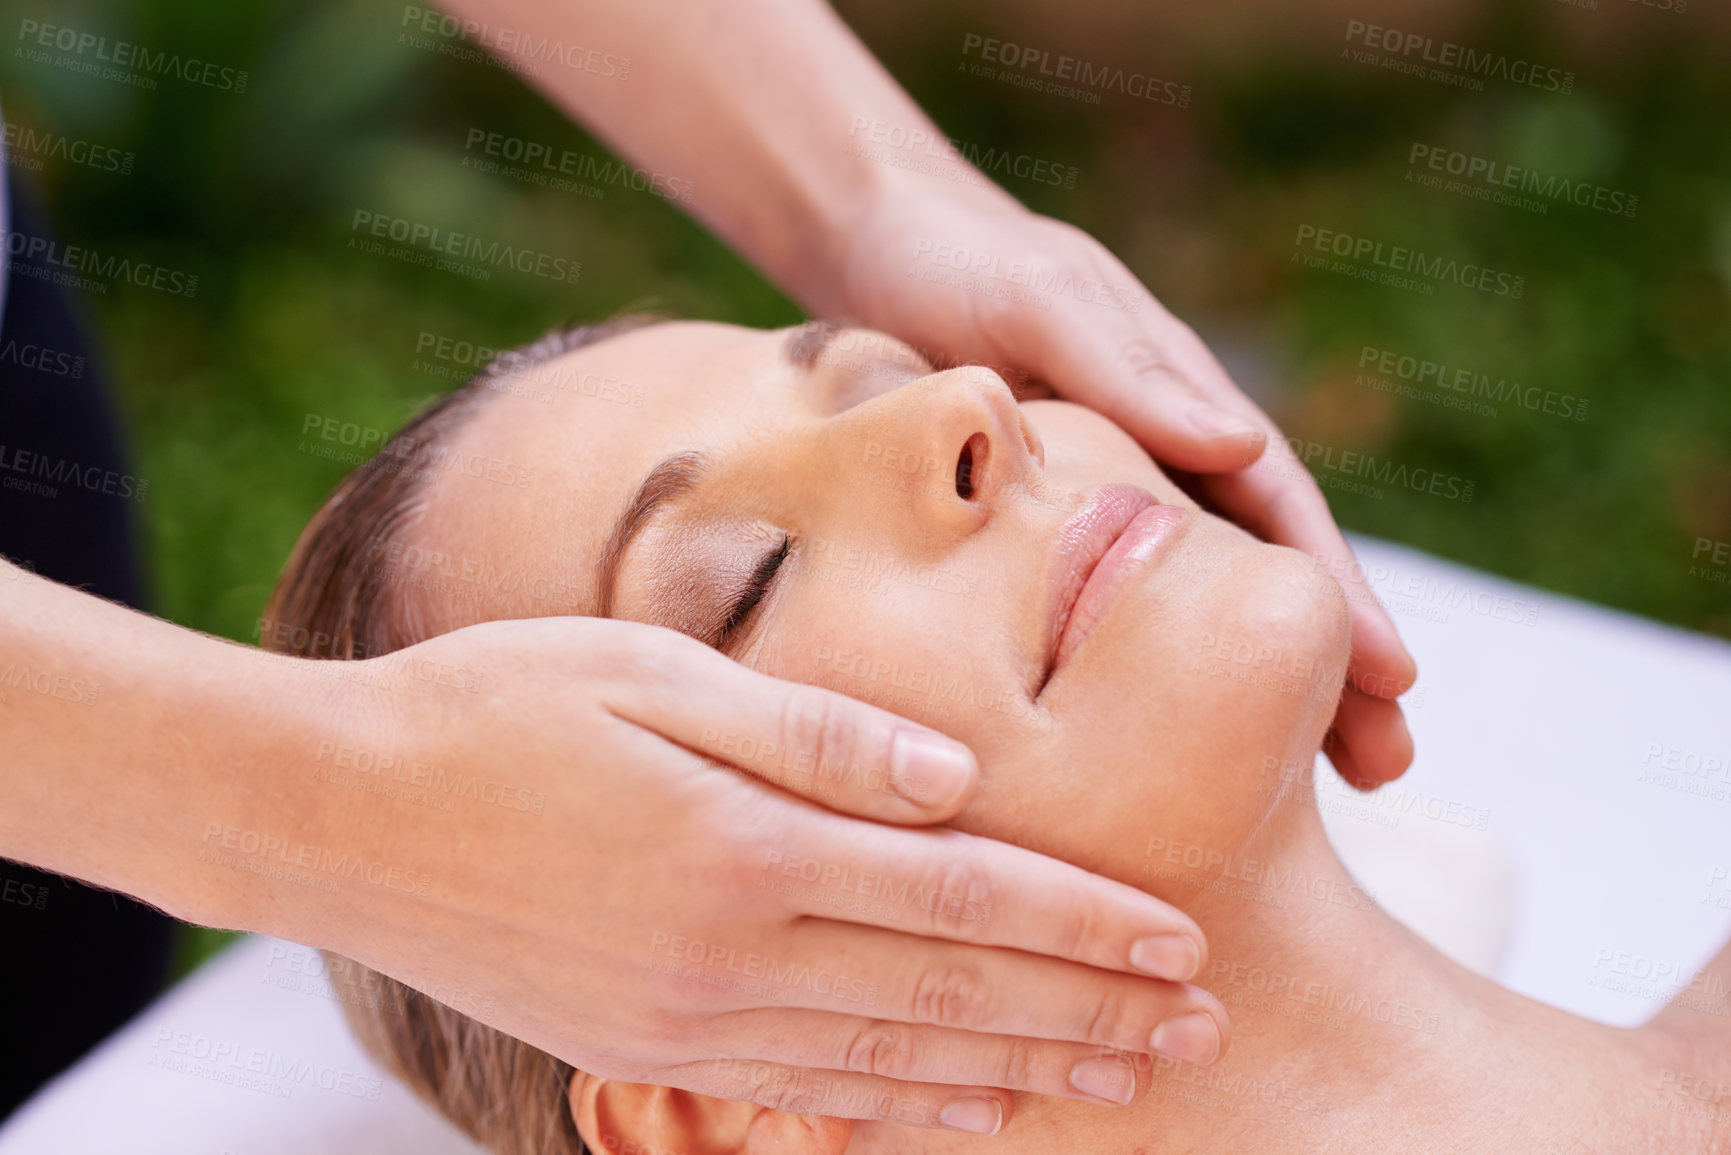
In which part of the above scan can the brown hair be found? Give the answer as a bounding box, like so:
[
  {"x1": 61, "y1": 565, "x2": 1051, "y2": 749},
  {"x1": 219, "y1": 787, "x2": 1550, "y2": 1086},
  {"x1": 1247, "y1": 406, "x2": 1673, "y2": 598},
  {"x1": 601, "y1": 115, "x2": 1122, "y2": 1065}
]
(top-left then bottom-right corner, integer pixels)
[{"x1": 262, "y1": 316, "x2": 661, "y2": 1155}]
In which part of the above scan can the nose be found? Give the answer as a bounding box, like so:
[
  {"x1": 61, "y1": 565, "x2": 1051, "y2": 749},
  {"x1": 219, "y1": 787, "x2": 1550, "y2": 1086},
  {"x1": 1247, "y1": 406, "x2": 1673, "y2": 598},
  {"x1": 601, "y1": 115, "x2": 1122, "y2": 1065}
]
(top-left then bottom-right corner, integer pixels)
[{"x1": 856, "y1": 366, "x2": 1045, "y2": 530}]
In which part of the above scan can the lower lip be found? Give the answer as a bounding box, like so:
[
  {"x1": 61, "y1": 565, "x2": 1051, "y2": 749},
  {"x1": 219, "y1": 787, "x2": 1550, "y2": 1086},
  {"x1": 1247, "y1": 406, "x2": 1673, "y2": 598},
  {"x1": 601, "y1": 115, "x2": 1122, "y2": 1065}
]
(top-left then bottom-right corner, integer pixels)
[{"x1": 1050, "y1": 505, "x2": 1188, "y2": 675}]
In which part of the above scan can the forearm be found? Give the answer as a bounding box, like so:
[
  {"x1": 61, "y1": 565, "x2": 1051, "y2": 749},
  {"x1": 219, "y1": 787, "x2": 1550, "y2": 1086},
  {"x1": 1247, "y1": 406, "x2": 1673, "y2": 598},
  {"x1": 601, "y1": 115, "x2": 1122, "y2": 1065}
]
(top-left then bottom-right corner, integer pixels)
[
  {"x1": 432, "y1": 0, "x2": 1017, "y2": 313},
  {"x1": 0, "y1": 559, "x2": 343, "y2": 938}
]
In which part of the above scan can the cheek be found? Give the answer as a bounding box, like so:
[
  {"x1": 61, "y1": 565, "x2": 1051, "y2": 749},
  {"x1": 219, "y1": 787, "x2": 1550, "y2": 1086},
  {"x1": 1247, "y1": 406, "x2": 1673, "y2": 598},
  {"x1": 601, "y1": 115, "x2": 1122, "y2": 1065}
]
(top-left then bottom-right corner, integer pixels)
[
  {"x1": 1022, "y1": 401, "x2": 1198, "y2": 510},
  {"x1": 739, "y1": 570, "x2": 1036, "y2": 762},
  {"x1": 1014, "y1": 531, "x2": 1349, "y2": 887}
]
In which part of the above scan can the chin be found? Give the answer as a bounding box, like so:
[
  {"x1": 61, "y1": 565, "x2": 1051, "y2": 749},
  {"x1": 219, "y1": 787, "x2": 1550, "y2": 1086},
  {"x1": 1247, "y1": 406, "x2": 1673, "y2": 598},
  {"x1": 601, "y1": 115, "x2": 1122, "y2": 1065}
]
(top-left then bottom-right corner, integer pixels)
[{"x1": 1038, "y1": 515, "x2": 1350, "y2": 880}]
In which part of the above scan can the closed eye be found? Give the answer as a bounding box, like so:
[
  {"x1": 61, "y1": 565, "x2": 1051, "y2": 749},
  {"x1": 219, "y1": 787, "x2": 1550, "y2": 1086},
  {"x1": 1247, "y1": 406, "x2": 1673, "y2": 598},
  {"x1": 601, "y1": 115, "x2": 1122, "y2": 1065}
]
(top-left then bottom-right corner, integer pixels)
[{"x1": 718, "y1": 533, "x2": 791, "y2": 647}]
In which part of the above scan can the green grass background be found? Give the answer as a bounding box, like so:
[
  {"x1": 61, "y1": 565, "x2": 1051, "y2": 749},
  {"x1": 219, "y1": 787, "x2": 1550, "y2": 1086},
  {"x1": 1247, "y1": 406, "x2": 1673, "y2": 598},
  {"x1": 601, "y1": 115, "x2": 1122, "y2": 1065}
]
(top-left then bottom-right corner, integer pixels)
[{"x1": 2, "y1": 0, "x2": 1726, "y2": 974}]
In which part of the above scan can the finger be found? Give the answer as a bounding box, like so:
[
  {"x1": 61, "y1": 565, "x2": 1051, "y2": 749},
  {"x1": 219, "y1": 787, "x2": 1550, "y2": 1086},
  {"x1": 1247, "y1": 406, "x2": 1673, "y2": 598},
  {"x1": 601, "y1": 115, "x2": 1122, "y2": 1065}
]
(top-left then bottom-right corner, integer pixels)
[
  {"x1": 694, "y1": 1006, "x2": 1148, "y2": 1105},
  {"x1": 1204, "y1": 457, "x2": 1415, "y2": 786},
  {"x1": 666, "y1": 1057, "x2": 1014, "y2": 1133},
  {"x1": 775, "y1": 812, "x2": 1209, "y2": 982},
  {"x1": 1325, "y1": 688, "x2": 1413, "y2": 790},
  {"x1": 774, "y1": 919, "x2": 1229, "y2": 1063},
  {"x1": 601, "y1": 623, "x2": 979, "y2": 824},
  {"x1": 1196, "y1": 439, "x2": 1418, "y2": 698},
  {"x1": 1001, "y1": 302, "x2": 1270, "y2": 475}
]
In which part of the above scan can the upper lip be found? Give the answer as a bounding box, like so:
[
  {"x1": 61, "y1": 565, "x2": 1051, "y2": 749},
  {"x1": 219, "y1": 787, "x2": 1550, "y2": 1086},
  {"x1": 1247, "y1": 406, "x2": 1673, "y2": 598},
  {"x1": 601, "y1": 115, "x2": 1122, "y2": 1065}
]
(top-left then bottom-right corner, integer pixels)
[{"x1": 1040, "y1": 484, "x2": 1158, "y2": 686}]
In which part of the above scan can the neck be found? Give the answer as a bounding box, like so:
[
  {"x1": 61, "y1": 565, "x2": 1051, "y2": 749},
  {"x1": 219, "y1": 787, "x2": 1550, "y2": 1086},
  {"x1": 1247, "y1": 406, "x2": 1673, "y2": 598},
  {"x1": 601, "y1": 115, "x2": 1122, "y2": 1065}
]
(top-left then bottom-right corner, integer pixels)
[{"x1": 858, "y1": 772, "x2": 1713, "y2": 1154}]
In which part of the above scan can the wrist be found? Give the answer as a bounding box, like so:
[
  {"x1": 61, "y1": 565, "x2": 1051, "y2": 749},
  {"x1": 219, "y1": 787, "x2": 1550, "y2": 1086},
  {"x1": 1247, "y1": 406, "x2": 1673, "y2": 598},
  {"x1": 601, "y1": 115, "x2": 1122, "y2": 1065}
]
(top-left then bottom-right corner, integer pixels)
[
  {"x1": 802, "y1": 122, "x2": 1025, "y2": 320},
  {"x1": 818, "y1": 163, "x2": 1028, "y2": 326},
  {"x1": 168, "y1": 644, "x2": 370, "y2": 944}
]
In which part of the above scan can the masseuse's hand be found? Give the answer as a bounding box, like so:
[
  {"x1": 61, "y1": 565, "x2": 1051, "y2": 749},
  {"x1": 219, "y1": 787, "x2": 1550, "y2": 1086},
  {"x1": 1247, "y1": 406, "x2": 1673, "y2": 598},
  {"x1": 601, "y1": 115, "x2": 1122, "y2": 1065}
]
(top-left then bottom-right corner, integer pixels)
[
  {"x1": 836, "y1": 186, "x2": 1417, "y2": 788},
  {"x1": 326, "y1": 617, "x2": 1228, "y2": 1133}
]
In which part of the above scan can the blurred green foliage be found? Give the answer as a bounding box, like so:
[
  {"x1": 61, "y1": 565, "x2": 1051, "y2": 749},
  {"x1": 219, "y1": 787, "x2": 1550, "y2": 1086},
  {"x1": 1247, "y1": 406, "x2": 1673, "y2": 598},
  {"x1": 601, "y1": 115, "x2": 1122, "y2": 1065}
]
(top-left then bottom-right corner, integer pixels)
[{"x1": 2, "y1": 0, "x2": 1726, "y2": 973}]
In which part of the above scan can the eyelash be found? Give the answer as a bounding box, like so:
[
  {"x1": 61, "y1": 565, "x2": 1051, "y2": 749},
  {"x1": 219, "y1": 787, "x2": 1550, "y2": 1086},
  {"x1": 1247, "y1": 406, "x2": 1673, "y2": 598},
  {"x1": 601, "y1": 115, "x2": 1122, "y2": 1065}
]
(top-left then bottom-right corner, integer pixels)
[{"x1": 719, "y1": 533, "x2": 791, "y2": 645}]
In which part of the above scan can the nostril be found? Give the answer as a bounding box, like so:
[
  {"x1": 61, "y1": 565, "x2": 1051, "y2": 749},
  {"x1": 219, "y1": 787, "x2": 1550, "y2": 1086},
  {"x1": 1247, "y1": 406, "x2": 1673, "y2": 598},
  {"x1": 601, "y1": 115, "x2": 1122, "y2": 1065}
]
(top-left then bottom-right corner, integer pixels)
[{"x1": 956, "y1": 432, "x2": 989, "y2": 500}]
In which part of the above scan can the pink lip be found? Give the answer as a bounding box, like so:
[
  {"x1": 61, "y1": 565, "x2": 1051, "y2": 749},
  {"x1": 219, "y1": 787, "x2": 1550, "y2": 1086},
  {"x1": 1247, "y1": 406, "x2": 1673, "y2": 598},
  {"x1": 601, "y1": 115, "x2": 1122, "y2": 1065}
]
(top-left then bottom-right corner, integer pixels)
[{"x1": 1041, "y1": 485, "x2": 1188, "y2": 688}]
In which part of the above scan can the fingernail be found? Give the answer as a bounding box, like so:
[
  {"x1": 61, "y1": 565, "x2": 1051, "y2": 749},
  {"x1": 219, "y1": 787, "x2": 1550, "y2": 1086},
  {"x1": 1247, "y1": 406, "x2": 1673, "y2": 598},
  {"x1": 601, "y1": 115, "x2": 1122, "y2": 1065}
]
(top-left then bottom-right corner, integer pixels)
[
  {"x1": 1129, "y1": 934, "x2": 1200, "y2": 982},
  {"x1": 1186, "y1": 404, "x2": 1256, "y2": 440},
  {"x1": 1151, "y1": 1013, "x2": 1221, "y2": 1065},
  {"x1": 1069, "y1": 1055, "x2": 1136, "y2": 1106},
  {"x1": 891, "y1": 730, "x2": 975, "y2": 810},
  {"x1": 939, "y1": 1097, "x2": 1003, "y2": 1135}
]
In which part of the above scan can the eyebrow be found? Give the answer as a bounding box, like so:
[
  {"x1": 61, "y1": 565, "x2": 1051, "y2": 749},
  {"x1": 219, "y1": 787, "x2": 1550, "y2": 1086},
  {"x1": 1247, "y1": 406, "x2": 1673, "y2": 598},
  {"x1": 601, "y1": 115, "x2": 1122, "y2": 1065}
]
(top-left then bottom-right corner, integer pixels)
[
  {"x1": 595, "y1": 449, "x2": 705, "y2": 619},
  {"x1": 593, "y1": 328, "x2": 848, "y2": 619}
]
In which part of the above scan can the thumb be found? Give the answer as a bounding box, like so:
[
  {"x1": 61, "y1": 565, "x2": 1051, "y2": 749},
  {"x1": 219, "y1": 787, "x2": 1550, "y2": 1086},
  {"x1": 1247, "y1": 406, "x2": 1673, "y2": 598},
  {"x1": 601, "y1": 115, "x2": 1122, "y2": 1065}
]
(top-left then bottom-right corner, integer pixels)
[
  {"x1": 1017, "y1": 309, "x2": 1270, "y2": 474},
  {"x1": 602, "y1": 625, "x2": 980, "y2": 824}
]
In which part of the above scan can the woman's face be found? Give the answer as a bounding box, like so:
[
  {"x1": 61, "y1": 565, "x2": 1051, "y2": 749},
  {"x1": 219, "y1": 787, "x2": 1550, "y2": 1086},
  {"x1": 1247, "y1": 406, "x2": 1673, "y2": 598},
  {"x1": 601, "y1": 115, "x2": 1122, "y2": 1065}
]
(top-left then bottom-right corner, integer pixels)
[{"x1": 420, "y1": 321, "x2": 1351, "y2": 889}]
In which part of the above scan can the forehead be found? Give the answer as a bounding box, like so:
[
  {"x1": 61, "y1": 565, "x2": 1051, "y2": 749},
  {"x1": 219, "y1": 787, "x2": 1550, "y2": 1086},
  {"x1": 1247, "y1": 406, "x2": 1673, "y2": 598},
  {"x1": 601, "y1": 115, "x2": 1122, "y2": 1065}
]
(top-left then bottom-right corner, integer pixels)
[{"x1": 413, "y1": 320, "x2": 793, "y2": 621}]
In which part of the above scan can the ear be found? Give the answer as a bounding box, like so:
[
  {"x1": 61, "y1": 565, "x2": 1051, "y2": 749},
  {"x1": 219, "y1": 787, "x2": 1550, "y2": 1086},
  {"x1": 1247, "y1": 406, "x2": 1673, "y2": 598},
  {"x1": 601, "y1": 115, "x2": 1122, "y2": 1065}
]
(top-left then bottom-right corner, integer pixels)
[{"x1": 569, "y1": 1070, "x2": 854, "y2": 1155}]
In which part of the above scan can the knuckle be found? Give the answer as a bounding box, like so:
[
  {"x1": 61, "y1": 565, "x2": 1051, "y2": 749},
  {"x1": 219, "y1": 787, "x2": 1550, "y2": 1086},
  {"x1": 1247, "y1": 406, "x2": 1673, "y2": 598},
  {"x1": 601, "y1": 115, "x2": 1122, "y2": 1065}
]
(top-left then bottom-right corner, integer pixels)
[
  {"x1": 912, "y1": 965, "x2": 991, "y2": 1031},
  {"x1": 752, "y1": 1068, "x2": 824, "y2": 1115},
  {"x1": 844, "y1": 1022, "x2": 916, "y2": 1079},
  {"x1": 604, "y1": 626, "x2": 679, "y2": 687},
  {"x1": 781, "y1": 686, "x2": 866, "y2": 779},
  {"x1": 997, "y1": 1038, "x2": 1031, "y2": 1094},
  {"x1": 996, "y1": 1037, "x2": 1038, "y2": 1090},
  {"x1": 1062, "y1": 900, "x2": 1098, "y2": 964},
  {"x1": 1083, "y1": 985, "x2": 1133, "y2": 1050},
  {"x1": 920, "y1": 859, "x2": 995, "y2": 939}
]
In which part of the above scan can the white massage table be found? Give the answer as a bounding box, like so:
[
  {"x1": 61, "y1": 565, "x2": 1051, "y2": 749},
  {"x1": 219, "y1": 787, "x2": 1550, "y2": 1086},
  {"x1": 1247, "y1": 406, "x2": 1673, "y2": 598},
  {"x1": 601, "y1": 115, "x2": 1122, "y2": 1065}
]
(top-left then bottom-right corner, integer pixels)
[{"x1": 4, "y1": 537, "x2": 1728, "y2": 1154}]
